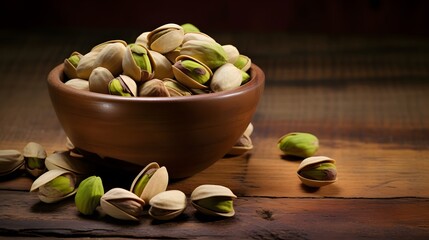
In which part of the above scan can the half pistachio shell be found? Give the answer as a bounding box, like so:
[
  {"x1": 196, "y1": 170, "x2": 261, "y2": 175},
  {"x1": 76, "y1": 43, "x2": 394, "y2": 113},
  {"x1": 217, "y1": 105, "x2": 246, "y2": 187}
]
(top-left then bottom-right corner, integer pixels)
[
  {"x1": 222, "y1": 44, "x2": 240, "y2": 64},
  {"x1": 147, "y1": 23, "x2": 185, "y2": 54},
  {"x1": 130, "y1": 162, "x2": 169, "y2": 204},
  {"x1": 0, "y1": 150, "x2": 24, "y2": 176},
  {"x1": 297, "y1": 156, "x2": 337, "y2": 188},
  {"x1": 30, "y1": 169, "x2": 77, "y2": 203},
  {"x1": 149, "y1": 190, "x2": 187, "y2": 220},
  {"x1": 210, "y1": 63, "x2": 242, "y2": 92},
  {"x1": 45, "y1": 151, "x2": 93, "y2": 177},
  {"x1": 172, "y1": 55, "x2": 212, "y2": 89},
  {"x1": 149, "y1": 50, "x2": 174, "y2": 79},
  {"x1": 191, "y1": 184, "x2": 237, "y2": 217},
  {"x1": 64, "y1": 51, "x2": 83, "y2": 79},
  {"x1": 100, "y1": 188, "x2": 145, "y2": 221},
  {"x1": 227, "y1": 134, "x2": 253, "y2": 156},
  {"x1": 122, "y1": 43, "x2": 155, "y2": 82}
]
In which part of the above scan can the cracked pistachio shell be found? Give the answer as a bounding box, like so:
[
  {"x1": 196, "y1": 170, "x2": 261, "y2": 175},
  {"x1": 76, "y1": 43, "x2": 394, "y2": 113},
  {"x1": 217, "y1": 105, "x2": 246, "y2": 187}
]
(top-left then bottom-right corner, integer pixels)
[
  {"x1": 233, "y1": 54, "x2": 251, "y2": 72},
  {"x1": 210, "y1": 63, "x2": 242, "y2": 92},
  {"x1": 180, "y1": 39, "x2": 228, "y2": 70},
  {"x1": 0, "y1": 150, "x2": 24, "y2": 176},
  {"x1": 23, "y1": 142, "x2": 47, "y2": 177},
  {"x1": 138, "y1": 79, "x2": 169, "y2": 97},
  {"x1": 93, "y1": 42, "x2": 126, "y2": 77},
  {"x1": 108, "y1": 75, "x2": 137, "y2": 97},
  {"x1": 135, "y1": 31, "x2": 150, "y2": 48},
  {"x1": 149, "y1": 50, "x2": 174, "y2": 79},
  {"x1": 149, "y1": 190, "x2": 187, "y2": 220},
  {"x1": 147, "y1": 23, "x2": 185, "y2": 54},
  {"x1": 227, "y1": 134, "x2": 253, "y2": 156},
  {"x1": 277, "y1": 132, "x2": 319, "y2": 158},
  {"x1": 76, "y1": 51, "x2": 99, "y2": 79},
  {"x1": 100, "y1": 188, "x2": 145, "y2": 221},
  {"x1": 130, "y1": 162, "x2": 169, "y2": 204},
  {"x1": 191, "y1": 184, "x2": 237, "y2": 217},
  {"x1": 88, "y1": 66, "x2": 114, "y2": 94},
  {"x1": 163, "y1": 78, "x2": 192, "y2": 97},
  {"x1": 297, "y1": 156, "x2": 337, "y2": 188},
  {"x1": 65, "y1": 78, "x2": 89, "y2": 91},
  {"x1": 182, "y1": 32, "x2": 216, "y2": 44},
  {"x1": 64, "y1": 51, "x2": 83, "y2": 79},
  {"x1": 222, "y1": 44, "x2": 240, "y2": 64},
  {"x1": 122, "y1": 43, "x2": 155, "y2": 82},
  {"x1": 172, "y1": 55, "x2": 212, "y2": 89},
  {"x1": 30, "y1": 169, "x2": 77, "y2": 203},
  {"x1": 45, "y1": 151, "x2": 92, "y2": 176}
]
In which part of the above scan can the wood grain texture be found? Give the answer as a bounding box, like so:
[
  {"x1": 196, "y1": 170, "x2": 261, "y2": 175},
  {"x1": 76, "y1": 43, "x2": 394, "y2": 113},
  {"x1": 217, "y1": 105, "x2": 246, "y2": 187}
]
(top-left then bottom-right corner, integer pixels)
[{"x1": 1, "y1": 29, "x2": 429, "y2": 238}]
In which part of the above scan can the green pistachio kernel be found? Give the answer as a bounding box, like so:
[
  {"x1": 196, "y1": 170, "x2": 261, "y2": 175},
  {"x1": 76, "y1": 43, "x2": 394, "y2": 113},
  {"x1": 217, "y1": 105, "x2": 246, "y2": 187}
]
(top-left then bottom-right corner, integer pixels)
[
  {"x1": 196, "y1": 197, "x2": 234, "y2": 213},
  {"x1": 75, "y1": 176, "x2": 104, "y2": 215},
  {"x1": 299, "y1": 163, "x2": 337, "y2": 181},
  {"x1": 278, "y1": 132, "x2": 319, "y2": 158},
  {"x1": 129, "y1": 43, "x2": 152, "y2": 74}
]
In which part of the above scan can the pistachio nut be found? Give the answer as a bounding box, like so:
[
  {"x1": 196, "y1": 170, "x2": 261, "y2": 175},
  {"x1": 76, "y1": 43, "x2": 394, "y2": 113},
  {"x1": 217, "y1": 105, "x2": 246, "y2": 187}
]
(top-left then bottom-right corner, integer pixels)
[
  {"x1": 210, "y1": 63, "x2": 242, "y2": 92},
  {"x1": 149, "y1": 50, "x2": 174, "y2": 79},
  {"x1": 93, "y1": 42, "x2": 126, "y2": 77},
  {"x1": 65, "y1": 78, "x2": 90, "y2": 91},
  {"x1": 76, "y1": 51, "x2": 99, "y2": 80},
  {"x1": 64, "y1": 51, "x2": 83, "y2": 79},
  {"x1": 172, "y1": 55, "x2": 212, "y2": 89},
  {"x1": 190, "y1": 184, "x2": 237, "y2": 217},
  {"x1": 180, "y1": 40, "x2": 228, "y2": 69},
  {"x1": 90, "y1": 40, "x2": 128, "y2": 53},
  {"x1": 149, "y1": 190, "x2": 187, "y2": 221},
  {"x1": 88, "y1": 66, "x2": 114, "y2": 94},
  {"x1": 130, "y1": 162, "x2": 169, "y2": 204},
  {"x1": 277, "y1": 132, "x2": 319, "y2": 158},
  {"x1": 164, "y1": 47, "x2": 181, "y2": 63},
  {"x1": 0, "y1": 149, "x2": 24, "y2": 176},
  {"x1": 241, "y1": 70, "x2": 250, "y2": 84},
  {"x1": 163, "y1": 78, "x2": 192, "y2": 97},
  {"x1": 233, "y1": 54, "x2": 252, "y2": 72},
  {"x1": 100, "y1": 188, "x2": 145, "y2": 221},
  {"x1": 227, "y1": 134, "x2": 253, "y2": 156},
  {"x1": 75, "y1": 176, "x2": 104, "y2": 215},
  {"x1": 122, "y1": 43, "x2": 154, "y2": 82},
  {"x1": 138, "y1": 79, "x2": 169, "y2": 97},
  {"x1": 181, "y1": 23, "x2": 200, "y2": 33},
  {"x1": 135, "y1": 31, "x2": 150, "y2": 48},
  {"x1": 23, "y1": 142, "x2": 47, "y2": 177},
  {"x1": 108, "y1": 75, "x2": 137, "y2": 97},
  {"x1": 45, "y1": 151, "x2": 93, "y2": 178},
  {"x1": 297, "y1": 156, "x2": 337, "y2": 188},
  {"x1": 147, "y1": 23, "x2": 185, "y2": 54},
  {"x1": 222, "y1": 44, "x2": 240, "y2": 64},
  {"x1": 30, "y1": 169, "x2": 77, "y2": 203},
  {"x1": 182, "y1": 32, "x2": 216, "y2": 44}
]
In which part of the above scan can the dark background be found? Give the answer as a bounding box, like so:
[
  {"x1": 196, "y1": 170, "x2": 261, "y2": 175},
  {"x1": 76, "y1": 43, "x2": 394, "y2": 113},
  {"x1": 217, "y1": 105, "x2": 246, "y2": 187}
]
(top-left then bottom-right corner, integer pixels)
[{"x1": 2, "y1": 0, "x2": 428, "y2": 36}]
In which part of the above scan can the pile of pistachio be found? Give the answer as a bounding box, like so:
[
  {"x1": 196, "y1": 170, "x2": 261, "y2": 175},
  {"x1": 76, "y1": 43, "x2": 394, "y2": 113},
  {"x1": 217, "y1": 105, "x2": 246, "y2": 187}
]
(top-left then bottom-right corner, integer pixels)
[
  {"x1": 1, "y1": 141, "x2": 237, "y2": 221},
  {"x1": 277, "y1": 132, "x2": 338, "y2": 188},
  {"x1": 63, "y1": 23, "x2": 252, "y2": 97}
]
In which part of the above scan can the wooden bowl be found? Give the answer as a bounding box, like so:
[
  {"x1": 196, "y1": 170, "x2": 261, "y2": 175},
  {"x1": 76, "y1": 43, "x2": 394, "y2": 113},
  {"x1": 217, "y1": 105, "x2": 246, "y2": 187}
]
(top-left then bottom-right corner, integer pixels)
[{"x1": 47, "y1": 63, "x2": 265, "y2": 179}]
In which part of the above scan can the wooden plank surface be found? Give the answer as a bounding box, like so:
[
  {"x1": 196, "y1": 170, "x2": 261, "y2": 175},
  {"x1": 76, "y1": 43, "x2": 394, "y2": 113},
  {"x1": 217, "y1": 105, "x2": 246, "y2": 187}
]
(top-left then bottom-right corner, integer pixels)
[{"x1": 1, "y1": 29, "x2": 429, "y2": 238}]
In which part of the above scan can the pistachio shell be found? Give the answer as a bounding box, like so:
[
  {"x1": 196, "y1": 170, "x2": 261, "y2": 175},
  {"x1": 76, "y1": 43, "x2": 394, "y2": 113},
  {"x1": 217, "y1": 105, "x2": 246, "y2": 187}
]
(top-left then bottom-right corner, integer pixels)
[
  {"x1": 64, "y1": 51, "x2": 83, "y2": 79},
  {"x1": 149, "y1": 50, "x2": 174, "y2": 79},
  {"x1": 23, "y1": 142, "x2": 47, "y2": 159},
  {"x1": 222, "y1": 44, "x2": 240, "y2": 64},
  {"x1": 138, "y1": 79, "x2": 169, "y2": 97},
  {"x1": 76, "y1": 51, "x2": 99, "y2": 79},
  {"x1": 163, "y1": 78, "x2": 192, "y2": 97},
  {"x1": 149, "y1": 190, "x2": 187, "y2": 220},
  {"x1": 179, "y1": 39, "x2": 227, "y2": 69},
  {"x1": 30, "y1": 169, "x2": 77, "y2": 203},
  {"x1": 135, "y1": 32, "x2": 150, "y2": 48},
  {"x1": 164, "y1": 48, "x2": 181, "y2": 63},
  {"x1": 88, "y1": 67, "x2": 114, "y2": 94},
  {"x1": 297, "y1": 156, "x2": 337, "y2": 188},
  {"x1": 65, "y1": 78, "x2": 90, "y2": 91},
  {"x1": 233, "y1": 54, "x2": 251, "y2": 72},
  {"x1": 191, "y1": 184, "x2": 237, "y2": 217},
  {"x1": 148, "y1": 23, "x2": 185, "y2": 54},
  {"x1": 23, "y1": 142, "x2": 47, "y2": 177},
  {"x1": 108, "y1": 75, "x2": 138, "y2": 97},
  {"x1": 0, "y1": 150, "x2": 24, "y2": 176},
  {"x1": 130, "y1": 162, "x2": 169, "y2": 204},
  {"x1": 122, "y1": 43, "x2": 155, "y2": 82},
  {"x1": 183, "y1": 32, "x2": 216, "y2": 44},
  {"x1": 172, "y1": 55, "x2": 212, "y2": 89},
  {"x1": 100, "y1": 188, "x2": 145, "y2": 221},
  {"x1": 93, "y1": 42, "x2": 126, "y2": 77},
  {"x1": 210, "y1": 63, "x2": 242, "y2": 92},
  {"x1": 227, "y1": 134, "x2": 253, "y2": 156},
  {"x1": 91, "y1": 40, "x2": 127, "y2": 53},
  {"x1": 45, "y1": 151, "x2": 92, "y2": 176},
  {"x1": 244, "y1": 123, "x2": 254, "y2": 137}
]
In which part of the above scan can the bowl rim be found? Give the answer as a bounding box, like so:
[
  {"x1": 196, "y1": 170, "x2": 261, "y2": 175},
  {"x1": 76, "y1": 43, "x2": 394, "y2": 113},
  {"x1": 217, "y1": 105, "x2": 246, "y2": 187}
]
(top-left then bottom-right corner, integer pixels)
[{"x1": 47, "y1": 63, "x2": 265, "y2": 102}]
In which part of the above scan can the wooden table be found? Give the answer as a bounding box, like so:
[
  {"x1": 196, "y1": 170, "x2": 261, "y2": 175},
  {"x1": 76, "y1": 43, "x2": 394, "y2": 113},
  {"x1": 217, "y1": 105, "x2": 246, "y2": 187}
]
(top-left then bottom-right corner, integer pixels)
[{"x1": 1, "y1": 29, "x2": 429, "y2": 239}]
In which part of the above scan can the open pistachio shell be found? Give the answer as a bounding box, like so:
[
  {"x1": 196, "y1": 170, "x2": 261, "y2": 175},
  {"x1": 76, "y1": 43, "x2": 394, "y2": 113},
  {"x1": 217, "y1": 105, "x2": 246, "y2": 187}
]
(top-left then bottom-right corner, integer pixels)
[
  {"x1": 172, "y1": 55, "x2": 212, "y2": 89},
  {"x1": 130, "y1": 162, "x2": 169, "y2": 204},
  {"x1": 191, "y1": 184, "x2": 237, "y2": 217},
  {"x1": 45, "y1": 151, "x2": 92, "y2": 176},
  {"x1": 93, "y1": 42, "x2": 126, "y2": 77},
  {"x1": 297, "y1": 156, "x2": 337, "y2": 188},
  {"x1": 30, "y1": 169, "x2": 77, "y2": 203},
  {"x1": 23, "y1": 142, "x2": 47, "y2": 177},
  {"x1": 100, "y1": 188, "x2": 145, "y2": 221},
  {"x1": 135, "y1": 31, "x2": 150, "y2": 48},
  {"x1": 0, "y1": 150, "x2": 24, "y2": 176},
  {"x1": 149, "y1": 190, "x2": 187, "y2": 220},
  {"x1": 147, "y1": 23, "x2": 185, "y2": 54},
  {"x1": 122, "y1": 43, "x2": 155, "y2": 82},
  {"x1": 149, "y1": 50, "x2": 174, "y2": 79},
  {"x1": 233, "y1": 54, "x2": 252, "y2": 72},
  {"x1": 227, "y1": 134, "x2": 253, "y2": 156},
  {"x1": 64, "y1": 51, "x2": 83, "y2": 79}
]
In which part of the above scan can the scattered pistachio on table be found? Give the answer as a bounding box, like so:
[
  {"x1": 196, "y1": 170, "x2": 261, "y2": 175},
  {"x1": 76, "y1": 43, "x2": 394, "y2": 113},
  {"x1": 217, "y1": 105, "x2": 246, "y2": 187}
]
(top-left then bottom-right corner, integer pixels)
[
  {"x1": 190, "y1": 184, "x2": 237, "y2": 217},
  {"x1": 75, "y1": 175, "x2": 104, "y2": 215},
  {"x1": 23, "y1": 142, "x2": 47, "y2": 177},
  {"x1": 62, "y1": 22, "x2": 252, "y2": 96},
  {"x1": 130, "y1": 162, "x2": 169, "y2": 204},
  {"x1": 0, "y1": 149, "x2": 24, "y2": 177},
  {"x1": 297, "y1": 156, "x2": 337, "y2": 188},
  {"x1": 100, "y1": 187, "x2": 145, "y2": 221},
  {"x1": 277, "y1": 132, "x2": 319, "y2": 158},
  {"x1": 30, "y1": 169, "x2": 77, "y2": 203},
  {"x1": 148, "y1": 190, "x2": 187, "y2": 221}
]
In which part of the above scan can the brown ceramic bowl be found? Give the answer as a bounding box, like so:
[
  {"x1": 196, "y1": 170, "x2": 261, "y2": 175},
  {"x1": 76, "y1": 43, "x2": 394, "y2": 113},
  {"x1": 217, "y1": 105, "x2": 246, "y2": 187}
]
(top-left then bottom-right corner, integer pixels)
[{"x1": 47, "y1": 63, "x2": 265, "y2": 179}]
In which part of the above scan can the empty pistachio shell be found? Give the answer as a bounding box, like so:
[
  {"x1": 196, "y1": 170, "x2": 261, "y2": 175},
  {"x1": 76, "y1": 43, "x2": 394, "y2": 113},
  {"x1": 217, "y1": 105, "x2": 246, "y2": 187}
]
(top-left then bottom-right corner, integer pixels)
[
  {"x1": 108, "y1": 75, "x2": 137, "y2": 97},
  {"x1": 88, "y1": 66, "x2": 114, "y2": 94},
  {"x1": 130, "y1": 162, "x2": 169, "y2": 204},
  {"x1": 65, "y1": 78, "x2": 90, "y2": 91},
  {"x1": 30, "y1": 169, "x2": 77, "y2": 203},
  {"x1": 100, "y1": 188, "x2": 145, "y2": 221},
  {"x1": 180, "y1": 40, "x2": 228, "y2": 70},
  {"x1": 244, "y1": 122, "x2": 254, "y2": 137},
  {"x1": 148, "y1": 23, "x2": 185, "y2": 54},
  {"x1": 75, "y1": 176, "x2": 104, "y2": 215},
  {"x1": 122, "y1": 43, "x2": 155, "y2": 82},
  {"x1": 278, "y1": 132, "x2": 319, "y2": 158},
  {"x1": 210, "y1": 63, "x2": 242, "y2": 92},
  {"x1": 64, "y1": 51, "x2": 83, "y2": 79},
  {"x1": 191, "y1": 184, "x2": 237, "y2": 217},
  {"x1": 23, "y1": 142, "x2": 47, "y2": 177},
  {"x1": 149, "y1": 190, "x2": 187, "y2": 220},
  {"x1": 297, "y1": 156, "x2": 337, "y2": 188},
  {"x1": 0, "y1": 150, "x2": 24, "y2": 176}
]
